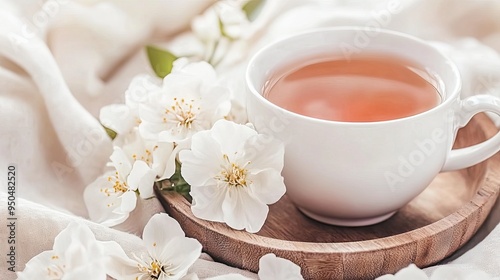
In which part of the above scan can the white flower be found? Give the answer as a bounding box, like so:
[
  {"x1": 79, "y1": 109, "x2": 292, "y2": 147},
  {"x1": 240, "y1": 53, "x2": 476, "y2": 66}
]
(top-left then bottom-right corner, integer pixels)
[
  {"x1": 100, "y1": 74, "x2": 161, "y2": 135},
  {"x1": 107, "y1": 213, "x2": 202, "y2": 280},
  {"x1": 139, "y1": 58, "x2": 231, "y2": 143},
  {"x1": 377, "y1": 264, "x2": 497, "y2": 280},
  {"x1": 429, "y1": 266, "x2": 496, "y2": 280},
  {"x1": 217, "y1": 2, "x2": 250, "y2": 40},
  {"x1": 179, "y1": 119, "x2": 286, "y2": 233},
  {"x1": 17, "y1": 222, "x2": 126, "y2": 280},
  {"x1": 192, "y1": 1, "x2": 249, "y2": 42},
  {"x1": 204, "y1": 254, "x2": 302, "y2": 280},
  {"x1": 191, "y1": 7, "x2": 221, "y2": 44},
  {"x1": 190, "y1": 1, "x2": 250, "y2": 65},
  {"x1": 84, "y1": 147, "x2": 156, "y2": 227},
  {"x1": 224, "y1": 99, "x2": 248, "y2": 124},
  {"x1": 219, "y1": 73, "x2": 249, "y2": 124},
  {"x1": 204, "y1": 274, "x2": 251, "y2": 280},
  {"x1": 117, "y1": 128, "x2": 176, "y2": 180},
  {"x1": 258, "y1": 253, "x2": 304, "y2": 280},
  {"x1": 376, "y1": 264, "x2": 428, "y2": 280}
]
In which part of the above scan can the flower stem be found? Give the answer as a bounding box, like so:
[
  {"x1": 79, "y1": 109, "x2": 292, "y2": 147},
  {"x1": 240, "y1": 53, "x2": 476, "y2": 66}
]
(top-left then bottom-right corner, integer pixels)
[{"x1": 206, "y1": 39, "x2": 220, "y2": 66}]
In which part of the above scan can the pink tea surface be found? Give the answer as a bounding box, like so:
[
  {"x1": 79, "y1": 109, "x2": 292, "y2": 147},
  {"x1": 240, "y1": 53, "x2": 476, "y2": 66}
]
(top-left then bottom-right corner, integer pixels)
[{"x1": 264, "y1": 56, "x2": 440, "y2": 122}]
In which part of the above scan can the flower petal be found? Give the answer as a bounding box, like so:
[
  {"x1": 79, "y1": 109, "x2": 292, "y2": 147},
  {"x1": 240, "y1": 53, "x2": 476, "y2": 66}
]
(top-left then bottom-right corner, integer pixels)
[
  {"x1": 52, "y1": 223, "x2": 95, "y2": 253},
  {"x1": 157, "y1": 236, "x2": 202, "y2": 279},
  {"x1": 119, "y1": 190, "x2": 138, "y2": 214},
  {"x1": 105, "y1": 241, "x2": 144, "y2": 280},
  {"x1": 376, "y1": 264, "x2": 428, "y2": 280},
  {"x1": 225, "y1": 99, "x2": 248, "y2": 124},
  {"x1": 258, "y1": 253, "x2": 303, "y2": 280},
  {"x1": 16, "y1": 251, "x2": 63, "y2": 280},
  {"x1": 180, "y1": 131, "x2": 224, "y2": 187},
  {"x1": 172, "y1": 60, "x2": 217, "y2": 86},
  {"x1": 142, "y1": 213, "x2": 186, "y2": 259},
  {"x1": 430, "y1": 266, "x2": 494, "y2": 280},
  {"x1": 210, "y1": 120, "x2": 257, "y2": 156},
  {"x1": 120, "y1": 128, "x2": 147, "y2": 160},
  {"x1": 17, "y1": 223, "x2": 117, "y2": 280},
  {"x1": 248, "y1": 169, "x2": 286, "y2": 205},
  {"x1": 190, "y1": 184, "x2": 227, "y2": 223},
  {"x1": 100, "y1": 104, "x2": 136, "y2": 135},
  {"x1": 182, "y1": 273, "x2": 201, "y2": 280},
  {"x1": 222, "y1": 187, "x2": 269, "y2": 233},
  {"x1": 158, "y1": 141, "x2": 187, "y2": 181},
  {"x1": 244, "y1": 135, "x2": 285, "y2": 172},
  {"x1": 163, "y1": 71, "x2": 203, "y2": 93},
  {"x1": 64, "y1": 240, "x2": 105, "y2": 277},
  {"x1": 199, "y1": 85, "x2": 231, "y2": 121},
  {"x1": 138, "y1": 100, "x2": 166, "y2": 141},
  {"x1": 153, "y1": 141, "x2": 175, "y2": 178},
  {"x1": 64, "y1": 262, "x2": 107, "y2": 280},
  {"x1": 205, "y1": 274, "x2": 252, "y2": 280},
  {"x1": 83, "y1": 174, "x2": 130, "y2": 227},
  {"x1": 191, "y1": 7, "x2": 221, "y2": 42},
  {"x1": 110, "y1": 147, "x2": 132, "y2": 179},
  {"x1": 125, "y1": 74, "x2": 161, "y2": 110},
  {"x1": 127, "y1": 160, "x2": 155, "y2": 197}
]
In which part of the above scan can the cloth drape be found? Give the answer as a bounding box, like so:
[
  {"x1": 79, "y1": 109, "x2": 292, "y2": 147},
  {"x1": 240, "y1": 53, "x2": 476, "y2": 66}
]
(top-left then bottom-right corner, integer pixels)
[{"x1": 1, "y1": 0, "x2": 500, "y2": 279}]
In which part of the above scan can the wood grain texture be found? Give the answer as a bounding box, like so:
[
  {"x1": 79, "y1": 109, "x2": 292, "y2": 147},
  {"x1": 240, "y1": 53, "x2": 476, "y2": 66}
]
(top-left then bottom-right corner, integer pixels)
[{"x1": 155, "y1": 113, "x2": 500, "y2": 280}]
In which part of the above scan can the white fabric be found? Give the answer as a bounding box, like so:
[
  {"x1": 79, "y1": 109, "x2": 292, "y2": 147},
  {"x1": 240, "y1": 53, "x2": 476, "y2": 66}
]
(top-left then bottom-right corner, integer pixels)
[{"x1": 1, "y1": 0, "x2": 500, "y2": 279}]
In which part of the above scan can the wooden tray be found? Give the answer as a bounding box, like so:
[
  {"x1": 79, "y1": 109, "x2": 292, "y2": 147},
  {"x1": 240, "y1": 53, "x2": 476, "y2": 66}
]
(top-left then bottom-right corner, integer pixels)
[{"x1": 156, "y1": 113, "x2": 500, "y2": 279}]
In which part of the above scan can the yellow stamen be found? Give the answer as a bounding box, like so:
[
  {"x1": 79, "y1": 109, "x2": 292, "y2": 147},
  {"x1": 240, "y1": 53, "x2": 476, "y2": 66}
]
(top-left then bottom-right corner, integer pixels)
[
  {"x1": 215, "y1": 154, "x2": 250, "y2": 188},
  {"x1": 163, "y1": 98, "x2": 200, "y2": 129},
  {"x1": 137, "y1": 259, "x2": 174, "y2": 279}
]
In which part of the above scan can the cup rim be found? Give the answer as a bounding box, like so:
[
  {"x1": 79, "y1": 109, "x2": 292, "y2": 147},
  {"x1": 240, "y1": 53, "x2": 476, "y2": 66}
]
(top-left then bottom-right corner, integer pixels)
[{"x1": 245, "y1": 26, "x2": 462, "y2": 126}]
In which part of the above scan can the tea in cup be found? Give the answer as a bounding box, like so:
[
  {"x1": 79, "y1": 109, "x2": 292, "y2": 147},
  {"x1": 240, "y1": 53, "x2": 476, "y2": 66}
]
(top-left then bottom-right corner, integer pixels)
[
  {"x1": 264, "y1": 54, "x2": 441, "y2": 122},
  {"x1": 245, "y1": 27, "x2": 500, "y2": 226}
]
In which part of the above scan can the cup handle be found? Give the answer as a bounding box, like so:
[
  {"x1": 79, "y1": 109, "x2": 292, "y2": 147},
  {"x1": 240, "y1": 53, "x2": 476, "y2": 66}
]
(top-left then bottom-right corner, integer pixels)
[{"x1": 442, "y1": 95, "x2": 500, "y2": 172}]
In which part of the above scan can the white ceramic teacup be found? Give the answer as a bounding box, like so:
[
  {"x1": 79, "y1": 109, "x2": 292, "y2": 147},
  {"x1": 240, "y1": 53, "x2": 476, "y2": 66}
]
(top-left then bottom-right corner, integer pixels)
[{"x1": 245, "y1": 27, "x2": 500, "y2": 226}]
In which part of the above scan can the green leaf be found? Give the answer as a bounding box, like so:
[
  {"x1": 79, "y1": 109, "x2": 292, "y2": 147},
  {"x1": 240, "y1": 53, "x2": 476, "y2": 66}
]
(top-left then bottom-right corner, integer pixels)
[
  {"x1": 174, "y1": 182, "x2": 192, "y2": 203},
  {"x1": 159, "y1": 160, "x2": 192, "y2": 203},
  {"x1": 242, "y1": 0, "x2": 264, "y2": 21},
  {"x1": 103, "y1": 125, "x2": 117, "y2": 140},
  {"x1": 146, "y1": 46, "x2": 178, "y2": 78}
]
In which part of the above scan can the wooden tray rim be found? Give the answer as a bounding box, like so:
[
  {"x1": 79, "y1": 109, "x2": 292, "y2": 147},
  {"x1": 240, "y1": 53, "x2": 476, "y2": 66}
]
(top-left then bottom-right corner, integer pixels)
[{"x1": 160, "y1": 177, "x2": 498, "y2": 253}]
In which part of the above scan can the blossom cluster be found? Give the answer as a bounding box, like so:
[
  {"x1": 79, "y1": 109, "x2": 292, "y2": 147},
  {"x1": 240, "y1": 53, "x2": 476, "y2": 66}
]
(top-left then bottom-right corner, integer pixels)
[
  {"x1": 84, "y1": 0, "x2": 285, "y2": 234},
  {"x1": 17, "y1": 214, "x2": 304, "y2": 280}
]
